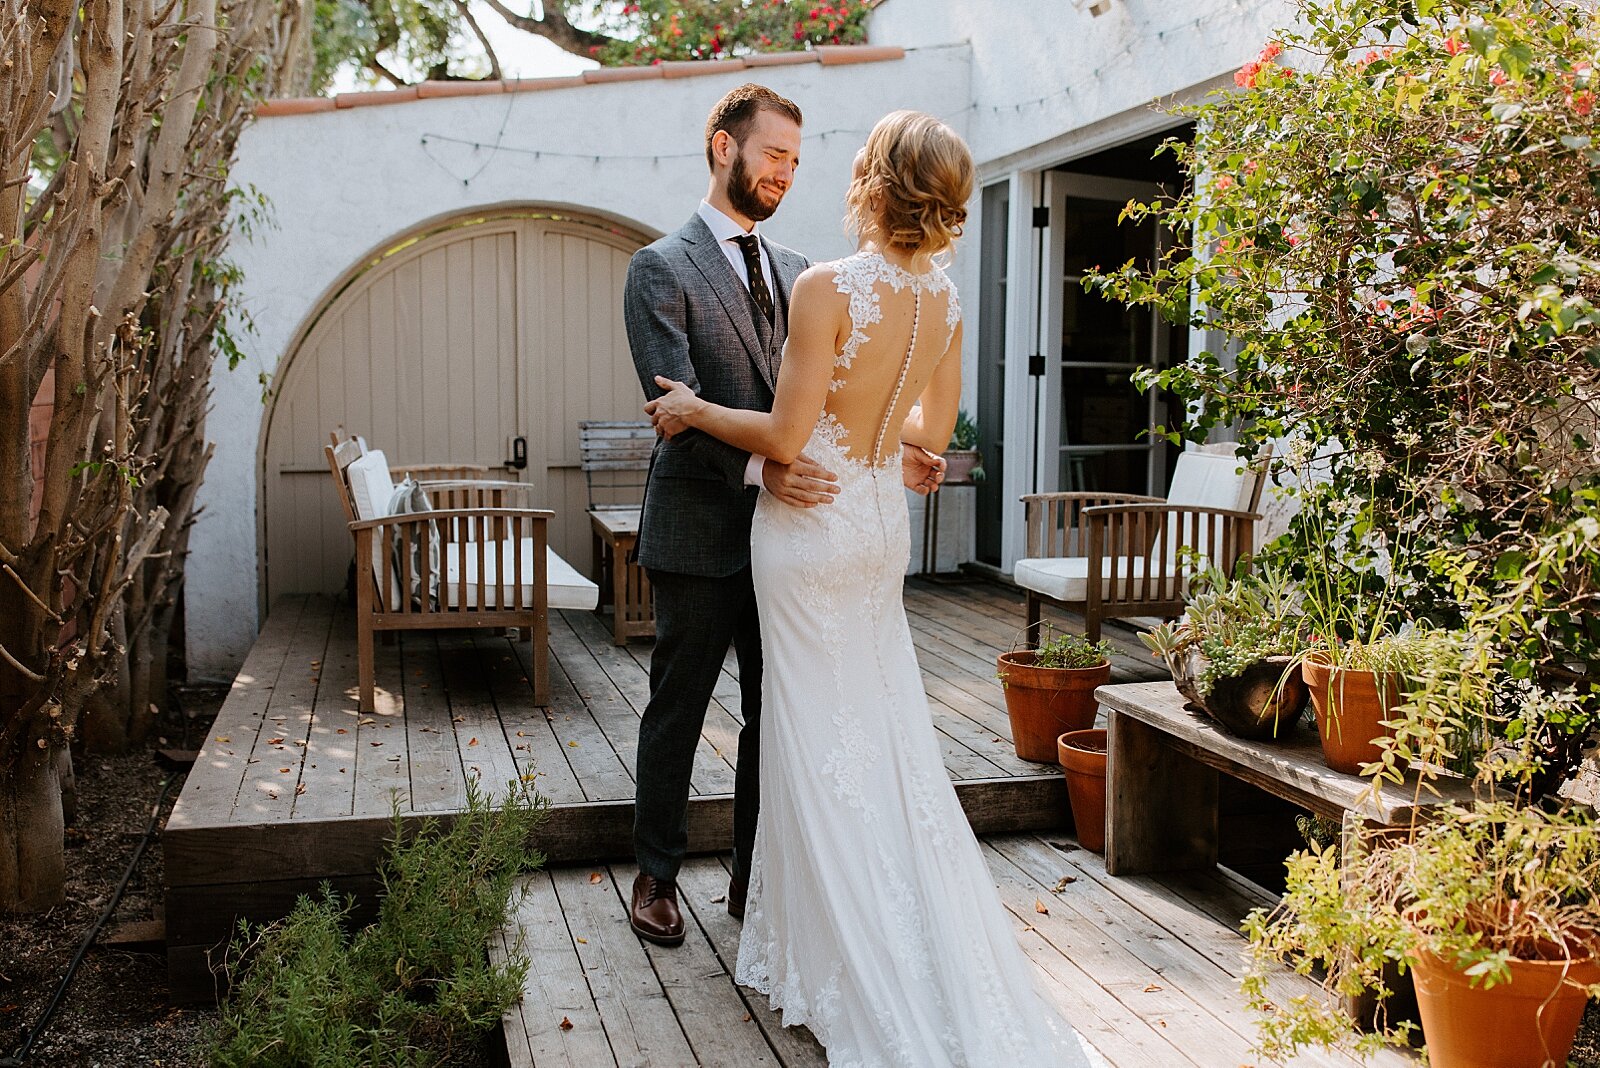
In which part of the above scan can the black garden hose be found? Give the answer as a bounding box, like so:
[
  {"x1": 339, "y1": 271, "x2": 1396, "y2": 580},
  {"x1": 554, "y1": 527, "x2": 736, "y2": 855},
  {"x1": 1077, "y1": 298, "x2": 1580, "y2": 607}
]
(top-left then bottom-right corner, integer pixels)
[{"x1": 0, "y1": 773, "x2": 177, "y2": 1067}]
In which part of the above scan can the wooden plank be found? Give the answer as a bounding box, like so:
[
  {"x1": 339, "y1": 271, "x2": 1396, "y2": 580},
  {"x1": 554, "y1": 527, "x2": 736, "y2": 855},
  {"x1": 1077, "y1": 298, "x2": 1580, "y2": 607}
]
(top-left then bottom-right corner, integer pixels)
[
  {"x1": 503, "y1": 871, "x2": 619, "y2": 1067},
  {"x1": 472, "y1": 632, "x2": 587, "y2": 805},
  {"x1": 351, "y1": 631, "x2": 412, "y2": 816},
  {"x1": 169, "y1": 595, "x2": 310, "y2": 833},
  {"x1": 1098, "y1": 681, "x2": 1475, "y2": 825},
  {"x1": 231, "y1": 596, "x2": 335, "y2": 823},
  {"x1": 551, "y1": 867, "x2": 698, "y2": 1064},
  {"x1": 1105, "y1": 707, "x2": 1220, "y2": 876},
  {"x1": 404, "y1": 633, "x2": 468, "y2": 813},
  {"x1": 291, "y1": 602, "x2": 362, "y2": 819},
  {"x1": 520, "y1": 634, "x2": 636, "y2": 803},
  {"x1": 684, "y1": 857, "x2": 829, "y2": 1067},
  {"x1": 438, "y1": 635, "x2": 525, "y2": 803}
]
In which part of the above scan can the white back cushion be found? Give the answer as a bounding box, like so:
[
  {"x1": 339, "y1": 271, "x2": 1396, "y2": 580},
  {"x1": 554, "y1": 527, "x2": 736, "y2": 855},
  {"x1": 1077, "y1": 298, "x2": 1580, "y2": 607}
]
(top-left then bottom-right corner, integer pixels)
[
  {"x1": 1165, "y1": 448, "x2": 1257, "y2": 512},
  {"x1": 347, "y1": 450, "x2": 395, "y2": 522}
]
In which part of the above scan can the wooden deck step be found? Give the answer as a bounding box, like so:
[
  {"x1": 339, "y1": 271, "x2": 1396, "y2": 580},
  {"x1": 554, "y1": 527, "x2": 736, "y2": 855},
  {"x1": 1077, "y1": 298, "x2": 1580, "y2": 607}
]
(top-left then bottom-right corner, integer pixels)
[{"x1": 495, "y1": 834, "x2": 1417, "y2": 1068}]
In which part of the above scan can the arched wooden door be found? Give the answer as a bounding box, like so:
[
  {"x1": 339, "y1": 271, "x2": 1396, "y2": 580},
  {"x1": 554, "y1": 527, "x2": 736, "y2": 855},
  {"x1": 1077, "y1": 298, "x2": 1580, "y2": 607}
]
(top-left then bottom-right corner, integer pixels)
[{"x1": 260, "y1": 210, "x2": 650, "y2": 606}]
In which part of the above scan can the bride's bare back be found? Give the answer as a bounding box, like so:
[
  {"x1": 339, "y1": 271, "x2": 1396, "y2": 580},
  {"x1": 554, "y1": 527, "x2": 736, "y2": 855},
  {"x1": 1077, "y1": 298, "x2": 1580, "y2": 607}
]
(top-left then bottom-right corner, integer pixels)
[{"x1": 812, "y1": 250, "x2": 961, "y2": 468}]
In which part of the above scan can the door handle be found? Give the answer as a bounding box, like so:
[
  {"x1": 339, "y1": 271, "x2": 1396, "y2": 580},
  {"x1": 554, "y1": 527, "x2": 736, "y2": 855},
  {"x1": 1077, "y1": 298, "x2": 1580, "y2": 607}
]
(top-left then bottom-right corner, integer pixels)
[{"x1": 506, "y1": 435, "x2": 528, "y2": 471}]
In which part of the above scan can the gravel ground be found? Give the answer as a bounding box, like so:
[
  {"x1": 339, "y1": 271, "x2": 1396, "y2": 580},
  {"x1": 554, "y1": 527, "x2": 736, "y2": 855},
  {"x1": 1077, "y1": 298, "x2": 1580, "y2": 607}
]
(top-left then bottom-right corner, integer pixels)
[{"x1": 0, "y1": 688, "x2": 224, "y2": 1068}]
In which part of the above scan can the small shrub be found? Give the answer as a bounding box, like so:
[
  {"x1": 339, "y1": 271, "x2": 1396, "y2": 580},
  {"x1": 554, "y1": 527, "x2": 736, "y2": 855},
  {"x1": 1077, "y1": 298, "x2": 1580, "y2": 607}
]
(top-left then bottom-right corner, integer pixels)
[
  {"x1": 1030, "y1": 624, "x2": 1114, "y2": 671},
  {"x1": 208, "y1": 777, "x2": 547, "y2": 1067}
]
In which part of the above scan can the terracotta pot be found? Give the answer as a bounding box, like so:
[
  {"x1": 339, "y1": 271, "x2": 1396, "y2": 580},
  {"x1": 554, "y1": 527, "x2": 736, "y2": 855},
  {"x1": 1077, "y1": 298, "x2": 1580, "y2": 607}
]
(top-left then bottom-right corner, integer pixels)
[
  {"x1": 1301, "y1": 655, "x2": 1399, "y2": 775},
  {"x1": 996, "y1": 651, "x2": 1110, "y2": 763},
  {"x1": 1410, "y1": 948, "x2": 1600, "y2": 1068},
  {"x1": 1057, "y1": 728, "x2": 1107, "y2": 854},
  {"x1": 943, "y1": 449, "x2": 981, "y2": 485}
]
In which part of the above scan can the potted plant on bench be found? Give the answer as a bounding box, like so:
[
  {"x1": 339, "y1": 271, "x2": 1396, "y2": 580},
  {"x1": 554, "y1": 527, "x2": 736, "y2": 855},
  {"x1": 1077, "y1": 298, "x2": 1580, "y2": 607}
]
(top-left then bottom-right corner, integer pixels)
[
  {"x1": 996, "y1": 624, "x2": 1112, "y2": 762},
  {"x1": 944, "y1": 409, "x2": 985, "y2": 485},
  {"x1": 1139, "y1": 565, "x2": 1310, "y2": 740}
]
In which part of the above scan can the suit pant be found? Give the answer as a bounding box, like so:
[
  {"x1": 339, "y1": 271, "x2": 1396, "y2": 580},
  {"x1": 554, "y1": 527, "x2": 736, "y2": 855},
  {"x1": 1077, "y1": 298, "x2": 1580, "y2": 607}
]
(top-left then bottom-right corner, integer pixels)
[{"x1": 634, "y1": 565, "x2": 762, "y2": 884}]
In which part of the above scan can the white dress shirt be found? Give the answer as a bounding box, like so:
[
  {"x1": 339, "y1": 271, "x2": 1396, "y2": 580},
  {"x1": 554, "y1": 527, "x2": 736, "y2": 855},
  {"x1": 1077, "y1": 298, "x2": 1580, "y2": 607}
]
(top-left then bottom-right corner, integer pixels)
[{"x1": 696, "y1": 200, "x2": 772, "y2": 487}]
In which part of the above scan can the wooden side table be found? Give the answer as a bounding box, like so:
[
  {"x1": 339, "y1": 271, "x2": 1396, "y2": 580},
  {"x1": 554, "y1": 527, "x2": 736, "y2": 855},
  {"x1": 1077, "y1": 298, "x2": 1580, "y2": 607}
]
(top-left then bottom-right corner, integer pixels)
[{"x1": 589, "y1": 507, "x2": 654, "y2": 645}]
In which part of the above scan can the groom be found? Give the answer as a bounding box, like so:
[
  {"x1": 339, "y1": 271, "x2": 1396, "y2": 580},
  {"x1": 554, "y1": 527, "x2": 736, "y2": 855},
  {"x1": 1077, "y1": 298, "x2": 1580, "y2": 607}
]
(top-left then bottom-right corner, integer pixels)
[{"x1": 624, "y1": 84, "x2": 944, "y2": 947}]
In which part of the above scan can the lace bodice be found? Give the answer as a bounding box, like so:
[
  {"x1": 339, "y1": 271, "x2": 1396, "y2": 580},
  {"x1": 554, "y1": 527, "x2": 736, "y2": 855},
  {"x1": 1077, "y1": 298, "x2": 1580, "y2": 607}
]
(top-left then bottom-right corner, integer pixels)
[{"x1": 817, "y1": 251, "x2": 960, "y2": 469}]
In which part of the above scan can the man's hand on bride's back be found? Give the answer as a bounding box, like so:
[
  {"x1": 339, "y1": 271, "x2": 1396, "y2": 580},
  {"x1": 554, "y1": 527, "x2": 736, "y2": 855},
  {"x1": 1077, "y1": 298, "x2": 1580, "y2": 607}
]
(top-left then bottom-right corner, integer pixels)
[{"x1": 763, "y1": 453, "x2": 839, "y2": 508}]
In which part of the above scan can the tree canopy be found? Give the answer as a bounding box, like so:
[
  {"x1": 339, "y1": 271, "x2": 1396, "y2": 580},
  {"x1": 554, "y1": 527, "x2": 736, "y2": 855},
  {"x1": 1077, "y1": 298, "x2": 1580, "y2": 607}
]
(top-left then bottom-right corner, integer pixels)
[{"x1": 306, "y1": 0, "x2": 871, "y2": 93}]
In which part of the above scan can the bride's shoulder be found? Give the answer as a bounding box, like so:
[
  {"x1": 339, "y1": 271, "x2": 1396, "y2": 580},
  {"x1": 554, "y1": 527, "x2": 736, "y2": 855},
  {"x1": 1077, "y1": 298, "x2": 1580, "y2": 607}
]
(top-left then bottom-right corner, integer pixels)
[{"x1": 791, "y1": 262, "x2": 853, "y2": 306}]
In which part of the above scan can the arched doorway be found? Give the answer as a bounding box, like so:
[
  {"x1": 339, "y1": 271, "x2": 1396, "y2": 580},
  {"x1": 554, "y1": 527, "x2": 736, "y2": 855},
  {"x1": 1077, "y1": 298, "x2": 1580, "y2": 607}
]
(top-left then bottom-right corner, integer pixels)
[{"x1": 259, "y1": 207, "x2": 652, "y2": 607}]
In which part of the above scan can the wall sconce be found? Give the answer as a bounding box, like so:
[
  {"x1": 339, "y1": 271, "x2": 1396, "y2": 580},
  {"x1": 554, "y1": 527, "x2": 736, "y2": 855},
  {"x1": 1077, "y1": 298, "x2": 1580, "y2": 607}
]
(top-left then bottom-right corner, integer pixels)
[{"x1": 1073, "y1": 0, "x2": 1114, "y2": 15}]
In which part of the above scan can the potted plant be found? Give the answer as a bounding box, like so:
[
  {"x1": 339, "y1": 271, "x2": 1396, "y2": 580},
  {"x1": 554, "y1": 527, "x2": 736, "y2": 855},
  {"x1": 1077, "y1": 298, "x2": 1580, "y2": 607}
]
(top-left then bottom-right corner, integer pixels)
[
  {"x1": 1056, "y1": 727, "x2": 1107, "y2": 853},
  {"x1": 944, "y1": 409, "x2": 984, "y2": 485},
  {"x1": 1243, "y1": 799, "x2": 1600, "y2": 1068},
  {"x1": 1139, "y1": 566, "x2": 1310, "y2": 739},
  {"x1": 996, "y1": 624, "x2": 1112, "y2": 763}
]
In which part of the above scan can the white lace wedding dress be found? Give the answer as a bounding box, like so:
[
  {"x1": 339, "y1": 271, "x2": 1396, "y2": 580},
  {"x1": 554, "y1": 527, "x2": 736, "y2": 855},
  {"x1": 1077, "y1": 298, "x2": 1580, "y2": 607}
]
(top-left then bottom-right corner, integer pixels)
[{"x1": 733, "y1": 251, "x2": 1093, "y2": 1067}]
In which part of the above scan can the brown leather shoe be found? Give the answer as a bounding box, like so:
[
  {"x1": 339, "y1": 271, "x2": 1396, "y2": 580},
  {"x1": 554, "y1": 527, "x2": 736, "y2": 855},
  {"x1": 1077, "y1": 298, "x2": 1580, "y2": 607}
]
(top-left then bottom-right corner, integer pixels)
[
  {"x1": 630, "y1": 873, "x2": 685, "y2": 946},
  {"x1": 727, "y1": 876, "x2": 748, "y2": 921}
]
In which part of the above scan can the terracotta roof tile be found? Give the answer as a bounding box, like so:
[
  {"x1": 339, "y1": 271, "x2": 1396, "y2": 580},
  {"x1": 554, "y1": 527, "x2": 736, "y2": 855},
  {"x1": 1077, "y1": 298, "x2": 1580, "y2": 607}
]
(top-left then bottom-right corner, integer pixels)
[{"x1": 254, "y1": 46, "x2": 904, "y2": 117}]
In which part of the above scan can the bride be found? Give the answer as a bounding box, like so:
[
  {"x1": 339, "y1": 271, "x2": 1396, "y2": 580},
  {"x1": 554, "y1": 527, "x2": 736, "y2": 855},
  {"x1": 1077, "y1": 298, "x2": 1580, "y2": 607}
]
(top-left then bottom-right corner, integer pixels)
[{"x1": 646, "y1": 110, "x2": 1091, "y2": 1067}]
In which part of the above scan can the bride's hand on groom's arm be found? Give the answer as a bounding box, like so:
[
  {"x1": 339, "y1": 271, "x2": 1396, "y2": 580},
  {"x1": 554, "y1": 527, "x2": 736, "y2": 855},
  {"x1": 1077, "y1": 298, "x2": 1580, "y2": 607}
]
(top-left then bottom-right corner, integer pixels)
[{"x1": 645, "y1": 376, "x2": 703, "y2": 440}]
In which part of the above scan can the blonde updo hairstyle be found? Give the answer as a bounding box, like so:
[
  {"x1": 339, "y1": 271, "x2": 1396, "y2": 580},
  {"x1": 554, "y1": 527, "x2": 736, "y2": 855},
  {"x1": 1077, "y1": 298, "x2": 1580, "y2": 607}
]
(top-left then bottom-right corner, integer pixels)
[{"x1": 845, "y1": 111, "x2": 975, "y2": 257}]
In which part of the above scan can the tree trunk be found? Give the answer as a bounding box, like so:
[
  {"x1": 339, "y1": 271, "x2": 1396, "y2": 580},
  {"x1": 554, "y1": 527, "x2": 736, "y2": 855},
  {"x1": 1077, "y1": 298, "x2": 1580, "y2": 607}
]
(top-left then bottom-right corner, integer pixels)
[
  {"x1": 81, "y1": 610, "x2": 130, "y2": 753},
  {"x1": 55, "y1": 744, "x2": 76, "y2": 826},
  {"x1": 0, "y1": 738, "x2": 65, "y2": 913}
]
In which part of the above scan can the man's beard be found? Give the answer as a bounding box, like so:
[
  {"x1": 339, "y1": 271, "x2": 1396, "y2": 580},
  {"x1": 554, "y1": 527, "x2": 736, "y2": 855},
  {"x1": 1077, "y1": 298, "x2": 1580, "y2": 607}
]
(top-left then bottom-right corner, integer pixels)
[{"x1": 727, "y1": 149, "x2": 781, "y2": 222}]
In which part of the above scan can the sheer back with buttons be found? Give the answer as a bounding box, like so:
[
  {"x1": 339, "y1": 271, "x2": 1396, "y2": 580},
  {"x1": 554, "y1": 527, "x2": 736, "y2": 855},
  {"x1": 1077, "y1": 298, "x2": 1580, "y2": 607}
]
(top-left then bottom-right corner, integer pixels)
[{"x1": 813, "y1": 250, "x2": 961, "y2": 469}]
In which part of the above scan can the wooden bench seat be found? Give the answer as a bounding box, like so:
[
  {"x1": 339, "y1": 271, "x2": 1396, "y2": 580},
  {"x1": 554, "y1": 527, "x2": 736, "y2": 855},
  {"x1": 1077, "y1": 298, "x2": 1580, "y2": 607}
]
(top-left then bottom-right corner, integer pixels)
[
  {"x1": 580, "y1": 421, "x2": 655, "y2": 645},
  {"x1": 1097, "y1": 680, "x2": 1475, "y2": 877}
]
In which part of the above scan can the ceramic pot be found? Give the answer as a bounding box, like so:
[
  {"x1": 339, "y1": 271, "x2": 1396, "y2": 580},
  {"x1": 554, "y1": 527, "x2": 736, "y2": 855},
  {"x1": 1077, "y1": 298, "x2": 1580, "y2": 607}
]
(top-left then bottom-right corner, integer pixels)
[
  {"x1": 1301, "y1": 655, "x2": 1399, "y2": 775},
  {"x1": 1057, "y1": 728, "x2": 1108, "y2": 854},
  {"x1": 997, "y1": 651, "x2": 1110, "y2": 763},
  {"x1": 1410, "y1": 948, "x2": 1600, "y2": 1068},
  {"x1": 943, "y1": 449, "x2": 981, "y2": 484}
]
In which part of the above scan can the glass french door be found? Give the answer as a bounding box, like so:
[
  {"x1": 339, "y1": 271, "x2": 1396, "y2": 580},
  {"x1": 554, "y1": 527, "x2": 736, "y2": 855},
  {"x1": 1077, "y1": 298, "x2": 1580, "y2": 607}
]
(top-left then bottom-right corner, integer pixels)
[{"x1": 1041, "y1": 172, "x2": 1170, "y2": 497}]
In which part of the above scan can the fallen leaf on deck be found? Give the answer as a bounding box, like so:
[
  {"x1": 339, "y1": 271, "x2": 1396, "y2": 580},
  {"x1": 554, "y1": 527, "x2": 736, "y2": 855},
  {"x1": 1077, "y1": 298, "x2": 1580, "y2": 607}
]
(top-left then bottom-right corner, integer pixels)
[
  {"x1": 515, "y1": 730, "x2": 528, "y2": 737},
  {"x1": 559, "y1": 1016, "x2": 573, "y2": 1031},
  {"x1": 712, "y1": 894, "x2": 727, "y2": 904},
  {"x1": 742, "y1": 1013, "x2": 752, "y2": 1022},
  {"x1": 278, "y1": 768, "x2": 290, "y2": 773},
  {"x1": 568, "y1": 741, "x2": 579, "y2": 748},
  {"x1": 339, "y1": 768, "x2": 346, "y2": 773},
  {"x1": 267, "y1": 737, "x2": 285, "y2": 745},
  {"x1": 336, "y1": 728, "x2": 348, "y2": 735},
  {"x1": 295, "y1": 783, "x2": 306, "y2": 796},
  {"x1": 575, "y1": 937, "x2": 587, "y2": 944},
  {"x1": 359, "y1": 717, "x2": 376, "y2": 726},
  {"x1": 468, "y1": 737, "x2": 480, "y2": 746},
  {"x1": 1143, "y1": 983, "x2": 1162, "y2": 993},
  {"x1": 1034, "y1": 899, "x2": 1049, "y2": 915},
  {"x1": 1052, "y1": 876, "x2": 1076, "y2": 893},
  {"x1": 1020, "y1": 925, "x2": 1036, "y2": 932},
  {"x1": 453, "y1": 715, "x2": 465, "y2": 723},
  {"x1": 369, "y1": 741, "x2": 383, "y2": 747},
  {"x1": 216, "y1": 736, "x2": 231, "y2": 743},
  {"x1": 589, "y1": 872, "x2": 603, "y2": 884}
]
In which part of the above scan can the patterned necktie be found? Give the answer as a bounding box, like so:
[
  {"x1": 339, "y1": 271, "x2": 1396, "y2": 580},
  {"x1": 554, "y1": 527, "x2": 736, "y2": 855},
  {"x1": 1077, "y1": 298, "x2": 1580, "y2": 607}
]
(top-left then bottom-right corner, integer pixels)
[{"x1": 732, "y1": 233, "x2": 775, "y2": 325}]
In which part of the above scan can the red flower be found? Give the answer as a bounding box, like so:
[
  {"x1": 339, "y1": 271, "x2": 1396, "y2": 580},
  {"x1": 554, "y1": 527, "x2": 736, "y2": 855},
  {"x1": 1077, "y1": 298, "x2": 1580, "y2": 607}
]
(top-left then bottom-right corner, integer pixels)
[
  {"x1": 1491, "y1": 69, "x2": 1509, "y2": 86},
  {"x1": 1570, "y1": 90, "x2": 1595, "y2": 116},
  {"x1": 1234, "y1": 60, "x2": 1262, "y2": 88},
  {"x1": 1258, "y1": 41, "x2": 1283, "y2": 62},
  {"x1": 794, "y1": 26, "x2": 805, "y2": 39},
  {"x1": 1444, "y1": 35, "x2": 1465, "y2": 56},
  {"x1": 1214, "y1": 174, "x2": 1235, "y2": 191}
]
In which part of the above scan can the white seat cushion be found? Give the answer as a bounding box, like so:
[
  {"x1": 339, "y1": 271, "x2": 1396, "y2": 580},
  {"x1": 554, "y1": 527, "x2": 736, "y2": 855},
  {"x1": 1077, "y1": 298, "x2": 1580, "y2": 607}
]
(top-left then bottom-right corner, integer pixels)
[
  {"x1": 1014, "y1": 555, "x2": 1180, "y2": 603},
  {"x1": 441, "y1": 540, "x2": 598, "y2": 611},
  {"x1": 346, "y1": 449, "x2": 396, "y2": 522}
]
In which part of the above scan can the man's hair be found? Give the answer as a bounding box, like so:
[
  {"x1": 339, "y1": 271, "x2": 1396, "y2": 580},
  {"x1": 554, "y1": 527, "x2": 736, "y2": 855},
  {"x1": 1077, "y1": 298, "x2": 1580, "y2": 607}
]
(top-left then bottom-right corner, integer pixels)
[{"x1": 704, "y1": 83, "x2": 803, "y2": 170}]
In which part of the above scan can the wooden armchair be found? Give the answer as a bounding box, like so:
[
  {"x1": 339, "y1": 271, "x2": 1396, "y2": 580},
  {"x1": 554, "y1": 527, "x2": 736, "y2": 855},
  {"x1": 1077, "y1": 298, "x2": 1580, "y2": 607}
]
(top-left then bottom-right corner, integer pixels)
[
  {"x1": 325, "y1": 432, "x2": 596, "y2": 711},
  {"x1": 1015, "y1": 445, "x2": 1268, "y2": 644}
]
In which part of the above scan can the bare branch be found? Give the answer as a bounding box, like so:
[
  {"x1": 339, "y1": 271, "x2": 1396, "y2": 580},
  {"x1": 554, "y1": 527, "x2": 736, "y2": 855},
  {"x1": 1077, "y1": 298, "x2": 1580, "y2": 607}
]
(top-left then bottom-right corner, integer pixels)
[{"x1": 479, "y1": 0, "x2": 618, "y2": 58}]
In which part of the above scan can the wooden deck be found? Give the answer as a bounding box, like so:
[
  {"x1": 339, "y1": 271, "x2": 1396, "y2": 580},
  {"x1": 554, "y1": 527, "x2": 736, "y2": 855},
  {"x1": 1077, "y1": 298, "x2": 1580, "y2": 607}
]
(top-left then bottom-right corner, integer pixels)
[
  {"x1": 164, "y1": 578, "x2": 1165, "y2": 999},
  {"x1": 495, "y1": 835, "x2": 1415, "y2": 1068}
]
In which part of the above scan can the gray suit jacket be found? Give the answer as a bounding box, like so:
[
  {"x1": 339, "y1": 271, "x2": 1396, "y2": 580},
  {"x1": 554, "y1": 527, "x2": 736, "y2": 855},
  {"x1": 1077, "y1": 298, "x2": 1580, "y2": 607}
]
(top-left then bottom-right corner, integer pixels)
[{"x1": 625, "y1": 213, "x2": 809, "y2": 576}]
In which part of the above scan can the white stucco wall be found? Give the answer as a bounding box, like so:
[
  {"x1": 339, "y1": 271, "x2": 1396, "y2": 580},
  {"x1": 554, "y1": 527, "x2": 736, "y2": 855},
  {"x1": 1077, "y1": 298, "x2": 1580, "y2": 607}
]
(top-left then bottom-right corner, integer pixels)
[
  {"x1": 869, "y1": 0, "x2": 1293, "y2": 171},
  {"x1": 190, "y1": 49, "x2": 973, "y2": 680}
]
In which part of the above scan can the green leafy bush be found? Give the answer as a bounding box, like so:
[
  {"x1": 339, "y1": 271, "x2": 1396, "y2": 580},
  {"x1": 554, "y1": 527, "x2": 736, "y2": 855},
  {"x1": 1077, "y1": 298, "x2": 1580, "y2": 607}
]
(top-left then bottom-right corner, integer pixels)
[
  {"x1": 1030, "y1": 624, "x2": 1113, "y2": 671},
  {"x1": 208, "y1": 778, "x2": 548, "y2": 1067}
]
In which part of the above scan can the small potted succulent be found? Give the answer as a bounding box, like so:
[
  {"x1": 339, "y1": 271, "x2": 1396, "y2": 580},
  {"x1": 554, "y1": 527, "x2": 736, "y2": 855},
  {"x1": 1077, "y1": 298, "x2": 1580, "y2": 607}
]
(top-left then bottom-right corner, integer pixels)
[
  {"x1": 996, "y1": 623, "x2": 1112, "y2": 763},
  {"x1": 1139, "y1": 567, "x2": 1310, "y2": 740},
  {"x1": 943, "y1": 409, "x2": 985, "y2": 485}
]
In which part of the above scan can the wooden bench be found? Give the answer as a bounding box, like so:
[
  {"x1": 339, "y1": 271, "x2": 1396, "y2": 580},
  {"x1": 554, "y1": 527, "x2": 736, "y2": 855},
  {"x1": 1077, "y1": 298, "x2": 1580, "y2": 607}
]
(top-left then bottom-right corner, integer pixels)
[
  {"x1": 579, "y1": 421, "x2": 655, "y2": 645},
  {"x1": 1097, "y1": 680, "x2": 1475, "y2": 877},
  {"x1": 325, "y1": 433, "x2": 597, "y2": 710}
]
